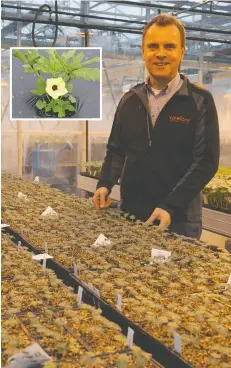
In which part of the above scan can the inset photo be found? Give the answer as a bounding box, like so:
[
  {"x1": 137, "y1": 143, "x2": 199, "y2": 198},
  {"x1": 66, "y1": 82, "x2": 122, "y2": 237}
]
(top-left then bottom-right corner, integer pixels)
[{"x1": 10, "y1": 47, "x2": 101, "y2": 120}]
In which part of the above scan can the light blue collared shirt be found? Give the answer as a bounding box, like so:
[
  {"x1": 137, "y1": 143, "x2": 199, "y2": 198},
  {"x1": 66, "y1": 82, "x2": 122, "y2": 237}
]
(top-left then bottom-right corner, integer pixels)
[{"x1": 146, "y1": 73, "x2": 183, "y2": 126}]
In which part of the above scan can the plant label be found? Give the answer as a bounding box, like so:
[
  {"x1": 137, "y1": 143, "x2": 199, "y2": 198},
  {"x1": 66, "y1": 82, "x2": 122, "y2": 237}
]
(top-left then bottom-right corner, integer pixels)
[
  {"x1": 41, "y1": 206, "x2": 58, "y2": 217},
  {"x1": 17, "y1": 192, "x2": 28, "y2": 200},
  {"x1": 203, "y1": 194, "x2": 208, "y2": 204},
  {"x1": 227, "y1": 274, "x2": 231, "y2": 287},
  {"x1": 32, "y1": 253, "x2": 53, "y2": 261},
  {"x1": 34, "y1": 176, "x2": 39, "y2": 182},
  {"x1": 18, "y1": 241, "x2": 21, "y2": 250},
  {"x1": 1, "y1": 224, "x2": 9, "y2": 229},
  {"x1": 7, "y1": 342, "x2": 52, "y2": 367},
  {"x1": 93, "y1": 233, "x2": 111, "y2": 247},
  {"x1": 127, "y1": 327, "x2": 134, "y2": 348},
  {"x1": 151, "y1": 248, "x2": 171, "y2": 263},
  {"x1": 174, "y1": 332, "x2": 182, "y2": 355},
  {"x1": 43, "y1": 259, "x2": 47, "y2": 268},
  {"x1": 73, "y1": 263, "x2": 78, "y2": 277},
  {"x1": 44, "y1": 242, "x2": 48, "y2": 254},
  {"x1": 117, "y1": 293, "x2": 122, "y2": 311},
  {"x1": 77, "y1": 286, "x2": 83, "y2": 305}
]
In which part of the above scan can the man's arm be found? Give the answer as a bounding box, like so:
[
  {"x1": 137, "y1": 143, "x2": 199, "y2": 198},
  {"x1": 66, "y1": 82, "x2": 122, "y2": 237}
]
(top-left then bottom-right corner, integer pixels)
[
  {"x1": 96, "y1": 99, "x2": 126, "y2": 194},
  {"x1": 158, "y1": 92, "x2": 220, "y2": 217}
]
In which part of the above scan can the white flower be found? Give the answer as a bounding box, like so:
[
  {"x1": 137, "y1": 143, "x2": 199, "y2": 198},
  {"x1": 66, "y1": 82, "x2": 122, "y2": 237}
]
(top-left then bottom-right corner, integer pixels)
[{"x1": 45, "y1": 77, "x2": 68, "y2": 99}]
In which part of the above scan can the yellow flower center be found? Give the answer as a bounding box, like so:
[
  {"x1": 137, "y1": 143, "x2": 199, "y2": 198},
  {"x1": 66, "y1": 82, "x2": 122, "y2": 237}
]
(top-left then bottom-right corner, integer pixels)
[{"x1": 52, "y1": 85, "x2": 58, "y2": 91}]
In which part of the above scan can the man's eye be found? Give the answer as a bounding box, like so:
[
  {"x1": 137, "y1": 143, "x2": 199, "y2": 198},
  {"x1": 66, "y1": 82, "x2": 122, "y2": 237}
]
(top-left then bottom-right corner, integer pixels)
[
  {"x1": 149, "y1": 44, "x2": 158, "y2": 49},
  {"x1": 166, "y1": 45, "x2": 175, "y2": 49}
]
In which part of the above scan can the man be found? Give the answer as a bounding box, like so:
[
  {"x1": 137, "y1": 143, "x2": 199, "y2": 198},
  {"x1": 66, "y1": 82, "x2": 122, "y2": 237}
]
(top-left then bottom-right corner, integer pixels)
[{"x1": 93, "y1": 14, "x2": 219, "y2": 239}]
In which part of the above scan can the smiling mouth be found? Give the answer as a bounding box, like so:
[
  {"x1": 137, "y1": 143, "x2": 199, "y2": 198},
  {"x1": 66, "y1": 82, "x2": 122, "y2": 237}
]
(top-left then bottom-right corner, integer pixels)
[{"x1": 153, "y1": 62, "x2": 169, "y2": 66}]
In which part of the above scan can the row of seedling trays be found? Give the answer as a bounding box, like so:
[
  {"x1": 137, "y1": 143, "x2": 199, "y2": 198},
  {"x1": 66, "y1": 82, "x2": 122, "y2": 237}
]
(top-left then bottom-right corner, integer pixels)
[{"x1": 3, "y1": 225, "x2": 193, "y2": 368}]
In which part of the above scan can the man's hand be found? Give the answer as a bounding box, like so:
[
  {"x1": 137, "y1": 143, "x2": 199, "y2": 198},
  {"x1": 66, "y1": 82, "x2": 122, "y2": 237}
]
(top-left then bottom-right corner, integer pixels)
[
  {"x1": 93, "y1": 187, "x2": 109, "y2": 211},
  {"x1": 145, "y1": 207, "x2": 171, "y2": 229}
]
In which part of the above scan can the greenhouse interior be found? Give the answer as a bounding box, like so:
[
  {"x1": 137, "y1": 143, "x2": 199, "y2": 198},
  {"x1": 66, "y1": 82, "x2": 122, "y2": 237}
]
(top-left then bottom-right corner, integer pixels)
[{"x1": 1, "y1": 1, "x2": 231, "y2": 367}]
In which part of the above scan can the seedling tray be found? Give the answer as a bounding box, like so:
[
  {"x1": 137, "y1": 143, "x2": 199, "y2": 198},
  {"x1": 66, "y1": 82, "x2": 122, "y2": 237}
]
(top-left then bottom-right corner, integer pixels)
[{"x1": 3, "y1": 226, "x2": 193, "y2": 368}]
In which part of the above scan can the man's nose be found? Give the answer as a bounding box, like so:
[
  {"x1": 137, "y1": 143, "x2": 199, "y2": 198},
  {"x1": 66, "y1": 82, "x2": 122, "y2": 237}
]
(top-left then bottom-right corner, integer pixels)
[
  {"x1": 156, "y1": 55, "x2": 166, "y2": 60},
  {"x1": 156, "y1": 47, "x2": 167, "y2": 59}
]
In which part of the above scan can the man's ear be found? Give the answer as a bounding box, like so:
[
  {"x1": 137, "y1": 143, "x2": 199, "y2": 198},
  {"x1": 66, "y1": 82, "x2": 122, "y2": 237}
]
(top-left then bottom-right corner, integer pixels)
[{"x1": 181, "y1": 46, "x2": 186, "y2": 60}]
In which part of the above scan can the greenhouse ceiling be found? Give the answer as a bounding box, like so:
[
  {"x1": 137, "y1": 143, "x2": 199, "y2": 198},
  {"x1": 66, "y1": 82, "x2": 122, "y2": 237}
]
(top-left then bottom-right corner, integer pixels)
[{"x1": 1, "y1": 0, "x2": 231, "y2": 65}]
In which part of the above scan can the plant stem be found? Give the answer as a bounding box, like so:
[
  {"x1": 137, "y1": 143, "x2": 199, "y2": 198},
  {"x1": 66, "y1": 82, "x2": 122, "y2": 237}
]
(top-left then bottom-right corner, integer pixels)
[{"x1": 29, "y1": 63, "x2": 44, "y2": 81}]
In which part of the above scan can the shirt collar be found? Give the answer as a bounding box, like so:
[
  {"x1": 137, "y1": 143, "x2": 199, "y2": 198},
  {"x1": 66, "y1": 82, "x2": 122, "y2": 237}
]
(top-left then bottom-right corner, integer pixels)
[{"x1": 145, "y1": 73, "x2": 181, "y2": 96}]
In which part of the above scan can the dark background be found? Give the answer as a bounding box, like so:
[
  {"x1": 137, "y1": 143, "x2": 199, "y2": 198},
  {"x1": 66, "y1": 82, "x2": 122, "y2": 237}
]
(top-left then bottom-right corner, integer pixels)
[{"x1": 11, "y1": 48, "x2": 101, "y2": 119}]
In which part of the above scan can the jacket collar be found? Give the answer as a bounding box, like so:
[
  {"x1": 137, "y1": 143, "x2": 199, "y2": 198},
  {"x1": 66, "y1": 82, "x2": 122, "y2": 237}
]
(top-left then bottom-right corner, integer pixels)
[{"x1": 130, "y1": 74, "x2": 190, "y2": 112}]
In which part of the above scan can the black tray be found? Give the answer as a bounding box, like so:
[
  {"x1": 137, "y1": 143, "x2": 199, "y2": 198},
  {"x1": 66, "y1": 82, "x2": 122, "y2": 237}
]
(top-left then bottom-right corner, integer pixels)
[
  {"x1": 3, "y1": 226, "x2": 193, "y2": 368},
  {"x1": 202, "y1": 203, "x2": 231, "y2": 215}
]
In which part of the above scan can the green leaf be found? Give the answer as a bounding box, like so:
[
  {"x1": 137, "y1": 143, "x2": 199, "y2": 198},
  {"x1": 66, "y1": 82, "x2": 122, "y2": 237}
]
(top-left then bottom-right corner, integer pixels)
[
  {"x1": 45, "y1": 49, "x2": 56, "y2": 62},
  {"x1": 13, "y1": 49, "x2": 27, "y2": 62},
  {"x1": 31, "y1": 89, "x2": 40, "y2": 95},
  {"x1": 23, "y1": 64, "x2": 34, "y2": 73},
  {"x1": 71, "y1": 68, "x2": 100, "y2": 81},
  {"x1": 67, "y1": 52, "x2": 85, "y2": 72},
  {"x1": 66, "y1": 104, "x2": 75, "y2": 111},
  {"x1": 68, "y1": 95, "x2": 76, "y2": 103},
  {"x1": 34, "y1": 56, "x2": 51, "y2": 73},
  {"x1": 34, "y1": 79, "x2": 46, "y2": 95},
  {"x1": 58, "y1": 110, "x2": 66, "y2": 118},
  {"x1": 36, "y1": 100, "x2": 46, "y2": 110},
  {"x1": 81, "y1": 57, "x2": 100, "y2": 66},
  {"x1": 45, "y1": 99, "x2": 56, "y2": 112},
  {"x1": 35, "y1": 52, "x2": 62, "y2": 76},
  {"x1": 61, "y1": 49, "x2": 77, "y2": 62},
  {"x1": 72, "y1": 52, "x2": 85, "y2": 66},
  {"x1": 54, "y1": 51, "x2": 68, "y2": 72},
  {"x1": 29, "y1": 50, "x2": 40, "y2": 59},
  {"x1": 45, "y1": 105, "x2": 52, "y2": 112},
  {"x1": 45, "y1": 50, "x2": 63, "y2": 76},
  {"x1": 25, "y1": 50, "x2": 40, "y2": 64},
  {"x1": 66, "y1": 83, "x2": 73, "y2": 92},
  {"x1": 50, "y1": 98, "x2": 75, "y2": 117}
]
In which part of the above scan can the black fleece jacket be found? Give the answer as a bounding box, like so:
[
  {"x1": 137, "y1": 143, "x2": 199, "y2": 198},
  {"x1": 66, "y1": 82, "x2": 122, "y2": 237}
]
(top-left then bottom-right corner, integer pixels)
[{"x1": 97, "y1": 75, "x2": 220, "y2": 222}]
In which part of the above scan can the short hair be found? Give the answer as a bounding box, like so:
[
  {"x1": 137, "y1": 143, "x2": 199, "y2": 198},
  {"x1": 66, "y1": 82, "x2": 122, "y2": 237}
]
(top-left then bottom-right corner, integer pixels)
[{"x1": 142, "y1": 14, "x2": 186, "y2": 48}]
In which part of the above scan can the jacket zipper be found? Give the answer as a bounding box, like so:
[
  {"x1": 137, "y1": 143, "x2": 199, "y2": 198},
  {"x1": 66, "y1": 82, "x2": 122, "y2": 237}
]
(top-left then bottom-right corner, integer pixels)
[{"x1": 147, "y1": 112, "x2": 152, "y2": 148}]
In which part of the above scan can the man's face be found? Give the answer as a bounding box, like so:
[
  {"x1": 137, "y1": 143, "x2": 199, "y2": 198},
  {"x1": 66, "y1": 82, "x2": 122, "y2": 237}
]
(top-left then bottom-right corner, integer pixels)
[{"x1": 142, "y1": 24, "x2": 185, "y2": 81}]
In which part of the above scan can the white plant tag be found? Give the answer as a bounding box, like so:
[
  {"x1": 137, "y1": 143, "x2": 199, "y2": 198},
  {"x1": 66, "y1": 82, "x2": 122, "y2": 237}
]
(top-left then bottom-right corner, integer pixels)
[
  {"x1": 117, "y1": 293, "x2": 122, "y2": 311},
  {"x1": 73, "y1": 263, "x2": 78, "y2": 277},
  {"x1": 127, "y1": 327, "x2": 134, "y2": 348},
  {"x1": 44, "y1": 242, "x2": 48, "y2": 254},
  {"x1": 174, "y1": 332, "x2": 182, "y2": 355},
  {"x1": 17, "y1": 191, "x2": 27, "y2": 199},
  {"x1": 43, "y1": 259, "x2": 47, "y2": 268},
  {"x1": 227, "y1": 274, "x2": 231, "y2": 288},
  {"x1": 18, "y1": 241, "x2": 21, "y2": 251},
  {"x1": 203, "y1": 194, "x2": 208, "y2": 204},
  {"x1": 77, "y1": 286, "x2": 83, "y2": 305},
  {"x1": 41, "y1": 206, "x2": 58, "y2": 217},
  {"x1": 151, "y1": 248, "x2": 171, "y2": 264},
  {"x1": 34, "y1": 176, "x2": 39, "y2": 182},
  {"x1": 7, "y1": 342, "x2": 52, "y2": 367},
  {"x1": 32, "y1": 253, "x2": 53, "y2": 261},
  {"x1": 1, "y1": 224, "x2": 9, "y2": 229},
  {"x1": 93, "y1": 233, "x2": 111, "y2": 247}
]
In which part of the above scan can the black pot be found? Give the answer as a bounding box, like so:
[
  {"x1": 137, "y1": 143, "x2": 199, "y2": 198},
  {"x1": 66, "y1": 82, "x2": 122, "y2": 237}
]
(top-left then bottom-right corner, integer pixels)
[{"x1": 35, "y1": 95, "x2": 78, "y2": 118}]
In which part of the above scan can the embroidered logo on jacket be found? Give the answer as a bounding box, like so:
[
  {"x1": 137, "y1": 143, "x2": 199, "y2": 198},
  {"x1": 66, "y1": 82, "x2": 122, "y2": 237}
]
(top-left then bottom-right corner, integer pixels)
[{"x1": 169, "y1": 116, "x2": 191, "y2": 124}]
